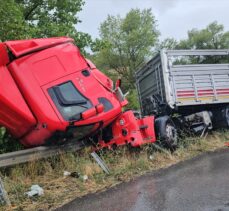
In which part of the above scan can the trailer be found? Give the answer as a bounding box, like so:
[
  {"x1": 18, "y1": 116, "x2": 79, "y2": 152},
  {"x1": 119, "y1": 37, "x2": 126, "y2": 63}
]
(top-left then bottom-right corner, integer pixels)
[{"x1": 136, "y1": 49, "x2": 229, "y2": 141}]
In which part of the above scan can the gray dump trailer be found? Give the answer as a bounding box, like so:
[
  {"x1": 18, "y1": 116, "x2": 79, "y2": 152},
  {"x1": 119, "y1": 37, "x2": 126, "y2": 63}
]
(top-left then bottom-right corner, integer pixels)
[{"x1": 136, "y1": 50, "x2": 229, "y2": 139}]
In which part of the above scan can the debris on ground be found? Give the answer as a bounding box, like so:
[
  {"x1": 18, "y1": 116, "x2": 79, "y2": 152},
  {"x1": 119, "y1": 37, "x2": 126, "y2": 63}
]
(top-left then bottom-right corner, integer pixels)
[
  {"x1": 70, "y1": 172, "x2": 80, "y2": 178},
  {"x1": 64, "y1": 171, "x2": 80, "y2": 178},
  {"x1": 63, "y1": 171, "x2": 71, "y2": 177},
  {"x1": 149, "y1": 155, "x2": 154, "y2": 160},
  {"x1": 82, "y1": 175, "x2": 88, "y2": 182},
  {"x1": 63, "y1": 170, "x2": 88, "y2": 181},
  {"x1": 25, "y1": 185, "x2": 44, "y2": 197},
  {"x1": 225, "y1": 142, "x2": 229, "y2": 147}
]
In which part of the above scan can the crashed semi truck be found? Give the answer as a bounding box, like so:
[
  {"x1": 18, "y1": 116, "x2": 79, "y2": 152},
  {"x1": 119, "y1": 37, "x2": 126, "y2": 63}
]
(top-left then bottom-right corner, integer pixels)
[
  {"x1": 1, "y1": 37, "x2": 229, "y2": 151},
  {"x1": 136, "y1": 49, "x2": 229, "y2": 142},
  {"x1": 0, "y1": 37, "x2": 160, "y2": 150}
]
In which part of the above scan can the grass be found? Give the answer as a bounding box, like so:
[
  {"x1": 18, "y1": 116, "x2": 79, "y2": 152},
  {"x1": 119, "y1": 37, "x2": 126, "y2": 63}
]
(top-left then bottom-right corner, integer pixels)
[{"x1": 0, "y1": 130, "x2": 229, "y2": 210}]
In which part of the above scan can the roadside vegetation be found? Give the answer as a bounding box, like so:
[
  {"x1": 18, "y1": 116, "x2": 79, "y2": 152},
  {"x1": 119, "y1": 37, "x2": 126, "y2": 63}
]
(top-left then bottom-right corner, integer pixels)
[{"x1": 0, "y1": 130, "x2": 228, "y2": 210}]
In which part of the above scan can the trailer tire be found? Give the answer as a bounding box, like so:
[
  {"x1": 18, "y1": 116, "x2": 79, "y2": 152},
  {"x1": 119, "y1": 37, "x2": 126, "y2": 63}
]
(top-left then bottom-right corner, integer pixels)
[
  {"x1": 155, "y1": 116, "x2": 178, "y2": 150},
  {"x1": 212, "y1": 106, "x2": 229, "y2": 128}
]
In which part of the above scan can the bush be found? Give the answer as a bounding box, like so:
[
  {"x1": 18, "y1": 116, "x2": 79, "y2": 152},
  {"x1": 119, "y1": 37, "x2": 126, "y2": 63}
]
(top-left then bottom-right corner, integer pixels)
[
  {"x1": 126, "y1": 89, "x2": 140, "y2": 110},
  {"x1": 0, "y1": 127, "x2": 23, "y2": 153}
]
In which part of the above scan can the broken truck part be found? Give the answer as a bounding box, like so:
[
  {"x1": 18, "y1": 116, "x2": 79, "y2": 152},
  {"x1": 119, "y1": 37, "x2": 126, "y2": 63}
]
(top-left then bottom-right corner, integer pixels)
[
  {"x1": 136, "y1": 49, "x2": 229, "y2": 139},
  {"x1": 0, "y1": 37, "x2": 157, "y2": 150}
]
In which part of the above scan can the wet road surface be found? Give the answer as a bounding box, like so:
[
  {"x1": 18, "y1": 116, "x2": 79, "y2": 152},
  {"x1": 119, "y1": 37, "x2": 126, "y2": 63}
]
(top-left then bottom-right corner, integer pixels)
[{"x1": 58, "y1": 148, "x2": 229, "y2": 211}]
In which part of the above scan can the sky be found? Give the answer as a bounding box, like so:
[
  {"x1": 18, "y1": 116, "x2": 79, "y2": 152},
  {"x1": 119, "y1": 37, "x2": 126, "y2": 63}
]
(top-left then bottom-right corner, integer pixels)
[{"x1": 76, "y1": 0, "x2": 229, "y2": 41}]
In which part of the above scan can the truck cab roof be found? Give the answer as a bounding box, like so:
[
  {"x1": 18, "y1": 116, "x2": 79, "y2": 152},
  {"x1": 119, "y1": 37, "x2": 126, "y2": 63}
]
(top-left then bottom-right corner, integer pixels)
[{"x1": 5, "y1": 37, "x2": 73, "y2": 58}]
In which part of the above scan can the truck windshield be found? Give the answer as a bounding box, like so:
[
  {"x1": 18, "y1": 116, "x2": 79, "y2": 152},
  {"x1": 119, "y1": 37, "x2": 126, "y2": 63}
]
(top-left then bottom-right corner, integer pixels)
[{"x1": 48, "y1": 81, "x2": 92, "y2": 121}]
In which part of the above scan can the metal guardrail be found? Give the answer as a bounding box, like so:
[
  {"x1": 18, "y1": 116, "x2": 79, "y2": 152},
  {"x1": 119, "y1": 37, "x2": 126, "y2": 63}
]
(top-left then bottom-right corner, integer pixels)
[{"x1": 0, "y1": 142, "x2": 85, "y2": 168}]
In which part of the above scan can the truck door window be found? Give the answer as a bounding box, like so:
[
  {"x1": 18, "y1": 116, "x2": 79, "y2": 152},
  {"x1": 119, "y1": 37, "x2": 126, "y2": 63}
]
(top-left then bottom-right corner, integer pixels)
[{"x1": 48, "y1": 81, "x2": 92, "y2": 121}]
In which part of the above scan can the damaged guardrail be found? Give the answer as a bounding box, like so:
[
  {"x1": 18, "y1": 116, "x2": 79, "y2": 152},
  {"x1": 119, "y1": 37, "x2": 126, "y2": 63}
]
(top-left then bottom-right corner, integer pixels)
[{"x1": 0, "y1": 142, "x2": 85, "y2": 168}]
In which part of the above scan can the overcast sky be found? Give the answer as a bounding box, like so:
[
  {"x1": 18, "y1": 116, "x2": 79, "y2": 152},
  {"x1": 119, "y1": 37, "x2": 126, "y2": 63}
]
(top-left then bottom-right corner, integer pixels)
[{"x1": 76, "y1": 0, "x2": 229, "y2": 41}]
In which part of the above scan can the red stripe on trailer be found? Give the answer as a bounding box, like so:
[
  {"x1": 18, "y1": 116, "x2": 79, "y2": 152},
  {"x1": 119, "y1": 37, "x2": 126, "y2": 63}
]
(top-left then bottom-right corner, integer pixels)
[
  {"x1": 217, "y1": 91, "x2": 229, "y2": 95},
  {"x1": 198, "y1": 89, "x2": 213, "y2": 92},
  {"x1": 216, "y1": 88, "x2": 229, "y2": 92}
]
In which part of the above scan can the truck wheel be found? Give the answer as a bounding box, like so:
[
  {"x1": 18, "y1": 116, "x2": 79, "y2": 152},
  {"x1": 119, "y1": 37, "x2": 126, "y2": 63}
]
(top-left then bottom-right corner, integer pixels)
[
  {"x1": 155, "y1": 116, "x2": 178, "y2": 150},
  {"x1": 212, "y1": 106, "x2": 229, "y2": 128},
  {"x1": 222, "y1": 106, "x2": 229, "y2": 127}
]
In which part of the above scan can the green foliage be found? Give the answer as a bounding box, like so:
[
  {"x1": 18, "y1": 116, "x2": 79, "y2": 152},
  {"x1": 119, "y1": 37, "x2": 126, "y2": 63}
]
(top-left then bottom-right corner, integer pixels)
[
  {"x1": 0, "y1": 0, "x2": 91, "y2": 52},
  {"x1": 160, "y1": 22, "x2": 229, "y2": 51},
  {"x1": 156, "y1": 38, "x2": 179, "y2": 51},
  {"x1": 126, "y1": 89, "x2": 140, "y2": 110},
  {"x1": 179, "y1": 21, "x2": 229, "y2": 49},
  {"x1": 0, "y1": 127, "x2": 5, "y2": 139},
  {"x1": 0, "y1": 0, "x2": 29, "y2": 41},
  {"x1": 159, "y1": 22, "x2": 229, "y2": 64},
  {"x1": 0, "y1": 128, "x2": 23, "y2": 153},
  {"x1": 92, "y1": 8, "x2": 160, "y2": 90}
]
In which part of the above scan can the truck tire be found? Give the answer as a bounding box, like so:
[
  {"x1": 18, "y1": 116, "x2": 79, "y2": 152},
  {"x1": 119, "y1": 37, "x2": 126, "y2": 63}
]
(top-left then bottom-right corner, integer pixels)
[
  {"x1": 155, "y1": 116, "x2": 178, "y2": 150},
  {"x1": 212, "y1": 106, "x2": 229, "y2": 128}
]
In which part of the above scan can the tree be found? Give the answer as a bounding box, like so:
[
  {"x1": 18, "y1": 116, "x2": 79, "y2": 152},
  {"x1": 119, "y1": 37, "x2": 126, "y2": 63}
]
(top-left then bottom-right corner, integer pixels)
[
  {"x1": 0, "y1": 0, "x2": 29, "y2": 41},
  {"x1": 0, "y1": 0, "x2": 91, "y2": 52},
  {"x1": 158, "y1": 22, "x2": 229, "y2": 64},
  {"x1": 159, "y1": 22, "x2": 229, "y2": 51},
  {"x1": 179, "y1": 21, "x2": 229, "y2": 49},
  {"x1": 92, "y1": 8, "x2": 160, "y2": 90},
  {"x1": 156, "y1": 38, "x2": 179, "y2": 51}
]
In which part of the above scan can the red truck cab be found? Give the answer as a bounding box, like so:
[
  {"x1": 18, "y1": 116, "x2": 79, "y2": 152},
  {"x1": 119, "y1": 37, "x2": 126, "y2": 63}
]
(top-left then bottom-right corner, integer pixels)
[{"x1": 0, "y1": 37, "x2": 156, "y2": 149}]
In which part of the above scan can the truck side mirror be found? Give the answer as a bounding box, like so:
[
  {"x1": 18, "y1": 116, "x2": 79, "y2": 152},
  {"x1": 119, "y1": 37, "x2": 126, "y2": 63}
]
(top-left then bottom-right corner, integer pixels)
[
  {"x1": 96, "y1": 104, "x2": 104, "y2": 114},
  {"x1": 82, "y1": 108, "x2": 97, "y2": 120},
  {"x1": 82, "y1": 104, "x2": 104, "y2": 120}
]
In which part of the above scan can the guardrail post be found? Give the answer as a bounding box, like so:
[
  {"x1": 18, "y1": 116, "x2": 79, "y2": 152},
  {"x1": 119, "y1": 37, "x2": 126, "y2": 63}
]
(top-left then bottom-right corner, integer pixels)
[{"x1": 0, "y1": 177, "x2": 11, "y2": 206}]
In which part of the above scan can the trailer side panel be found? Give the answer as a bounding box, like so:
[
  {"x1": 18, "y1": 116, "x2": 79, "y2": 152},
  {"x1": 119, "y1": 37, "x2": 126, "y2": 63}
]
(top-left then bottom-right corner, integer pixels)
[{"x1": 136, "y1": 50, "x2": 229, "y2": 115}]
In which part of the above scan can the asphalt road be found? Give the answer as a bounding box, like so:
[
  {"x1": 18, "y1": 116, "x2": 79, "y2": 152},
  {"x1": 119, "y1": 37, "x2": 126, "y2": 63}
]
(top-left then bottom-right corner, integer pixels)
[{"x1": 58, "y1": 148, "x2": 229, "y2": 211}]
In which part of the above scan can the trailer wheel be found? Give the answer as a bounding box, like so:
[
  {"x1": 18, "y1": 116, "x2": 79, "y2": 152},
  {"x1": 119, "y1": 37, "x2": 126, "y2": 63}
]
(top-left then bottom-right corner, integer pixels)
[
  {"x1": 155, "y1": 116, "x2": 178, "y2": 150},
  {"x1": 223, "y1": 106, "x2": 229, "y2": 127},
  {"x1": 212, "y1": 106, "x2": 229, "y2": 128}
]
